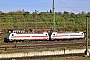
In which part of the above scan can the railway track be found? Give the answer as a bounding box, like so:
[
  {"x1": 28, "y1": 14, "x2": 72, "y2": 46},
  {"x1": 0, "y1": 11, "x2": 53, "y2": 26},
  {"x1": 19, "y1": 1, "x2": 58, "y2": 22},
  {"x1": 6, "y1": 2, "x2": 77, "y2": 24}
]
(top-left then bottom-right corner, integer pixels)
[
  {"x1": 1, "y1": 39, "x2": 86, "y2": 45},
  {"x1": 0, "y1": 40, "x2": 87, "y2": 50},
  {"x1": 0, "y1": 40, "x2": 88, "y2": 59}
]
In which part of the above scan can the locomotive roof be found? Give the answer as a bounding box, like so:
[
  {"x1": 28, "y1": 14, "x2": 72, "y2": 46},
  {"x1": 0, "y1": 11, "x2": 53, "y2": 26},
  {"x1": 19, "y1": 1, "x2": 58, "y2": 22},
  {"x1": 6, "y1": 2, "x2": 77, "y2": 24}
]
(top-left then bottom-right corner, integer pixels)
[{"x1": 53, "y1": 31, "x2": 83, "y2": 33}]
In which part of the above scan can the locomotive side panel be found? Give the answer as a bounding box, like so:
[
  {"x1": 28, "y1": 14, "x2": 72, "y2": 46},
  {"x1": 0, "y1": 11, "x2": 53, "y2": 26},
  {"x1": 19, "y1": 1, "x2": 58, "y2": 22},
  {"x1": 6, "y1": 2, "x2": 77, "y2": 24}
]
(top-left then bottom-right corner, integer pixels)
[
  {"x1": 51, "y1": 32, "x2": 70, "y2": 40},
  {"x1": 50, "y1": 32, "x2": 84, "y2": 40},
  {"x1": 69, "y1": 32, "x2": 84, "y2": 39},
  {"x1": 4, "y1": 31, "x2": 84, "y2": 42},
  {"x1": 6, "y1": 32, "x2": 49, "y2": 42}
]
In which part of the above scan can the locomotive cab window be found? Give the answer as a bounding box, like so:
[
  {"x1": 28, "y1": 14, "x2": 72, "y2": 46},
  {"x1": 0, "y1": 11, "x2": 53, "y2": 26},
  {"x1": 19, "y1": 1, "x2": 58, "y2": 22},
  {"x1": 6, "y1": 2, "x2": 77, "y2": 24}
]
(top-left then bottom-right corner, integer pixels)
[
  {"x1": 53, "y1": 34, "x2": 55, "y2": 35},
  {"x1": 46, "y1": 34, "x2": 47, "y2": 36},
  {"x1": 12, "y1": 34, "x2": 14, "y2": 36}
]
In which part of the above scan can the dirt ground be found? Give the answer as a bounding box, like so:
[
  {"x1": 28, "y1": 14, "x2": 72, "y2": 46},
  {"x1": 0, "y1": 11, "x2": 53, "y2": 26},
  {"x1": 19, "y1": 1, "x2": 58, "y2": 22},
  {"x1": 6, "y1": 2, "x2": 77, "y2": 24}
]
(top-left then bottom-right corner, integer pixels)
[{"x1": 78, "y1": 58, "x2": 90, "y2": 60}]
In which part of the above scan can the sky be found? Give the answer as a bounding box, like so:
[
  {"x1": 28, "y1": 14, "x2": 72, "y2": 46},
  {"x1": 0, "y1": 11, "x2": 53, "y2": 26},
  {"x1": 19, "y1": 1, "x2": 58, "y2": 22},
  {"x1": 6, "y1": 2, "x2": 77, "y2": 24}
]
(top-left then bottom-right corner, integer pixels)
[{"x1": 0, "y1": 0, "x2": 90, "y2": 13}]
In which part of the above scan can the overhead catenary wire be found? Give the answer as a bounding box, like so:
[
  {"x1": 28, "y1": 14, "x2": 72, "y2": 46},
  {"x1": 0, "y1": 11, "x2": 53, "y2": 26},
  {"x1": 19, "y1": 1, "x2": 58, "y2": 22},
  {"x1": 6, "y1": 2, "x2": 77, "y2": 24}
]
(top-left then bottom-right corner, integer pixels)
[
  {"x1": 0, "y1": 0, "x2": 89, "y2": 13},
  {"x1": 57, "y1": 0, "x2": 80, "y2": 13}
]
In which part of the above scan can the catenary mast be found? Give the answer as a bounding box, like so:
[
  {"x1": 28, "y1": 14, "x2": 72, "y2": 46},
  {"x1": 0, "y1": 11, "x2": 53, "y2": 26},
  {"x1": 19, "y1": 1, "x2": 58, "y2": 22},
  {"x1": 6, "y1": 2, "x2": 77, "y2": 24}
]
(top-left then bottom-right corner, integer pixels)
[{"x1": 52, "y1": 0, "x2": 55, "y2": 31}]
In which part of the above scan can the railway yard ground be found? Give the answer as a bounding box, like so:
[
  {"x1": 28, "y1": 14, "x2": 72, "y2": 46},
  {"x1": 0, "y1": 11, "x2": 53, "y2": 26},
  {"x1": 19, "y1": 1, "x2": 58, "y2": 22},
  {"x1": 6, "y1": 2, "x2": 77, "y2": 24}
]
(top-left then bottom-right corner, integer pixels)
[
  {"x1": 0, "y1": 39, "x2": 90, "y2": 60},
  {"x1": 0, "y1": 40, "x2": 88, "y2": 53}
]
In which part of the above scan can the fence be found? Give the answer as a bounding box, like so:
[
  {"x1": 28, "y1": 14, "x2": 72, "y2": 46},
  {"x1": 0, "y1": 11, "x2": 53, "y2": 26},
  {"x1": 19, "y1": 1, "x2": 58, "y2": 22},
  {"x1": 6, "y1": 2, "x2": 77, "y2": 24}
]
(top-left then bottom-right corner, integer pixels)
[
  {"x1": 0, "y1": 22, "x2": 86, "y2": 31},
  {"x1": 0, "y1": 49, "x2": 88, "y2": 58}
]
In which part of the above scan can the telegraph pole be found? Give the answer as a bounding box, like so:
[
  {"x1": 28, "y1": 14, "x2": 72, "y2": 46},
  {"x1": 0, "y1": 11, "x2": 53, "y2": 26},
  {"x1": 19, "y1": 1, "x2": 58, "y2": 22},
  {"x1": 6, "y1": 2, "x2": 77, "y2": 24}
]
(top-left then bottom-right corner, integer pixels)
[
  {"x1": 85, "y1": 16, "x2": 89, "y2": 56},
  {"x1": 52, "y1": 0, "x2": 55, "y2": 31}
]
